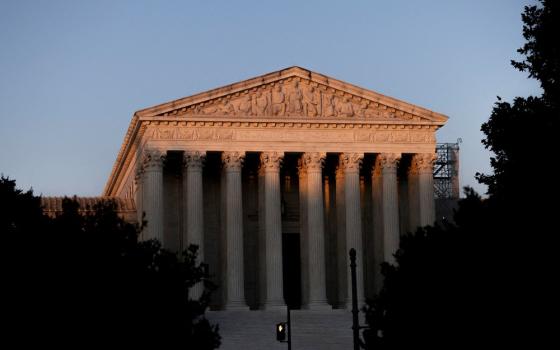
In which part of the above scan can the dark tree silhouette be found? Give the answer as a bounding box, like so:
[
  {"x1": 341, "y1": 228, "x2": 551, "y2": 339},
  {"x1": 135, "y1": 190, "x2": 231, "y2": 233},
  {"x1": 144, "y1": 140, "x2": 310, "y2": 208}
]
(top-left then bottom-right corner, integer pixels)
[
  {"x1": 363, "y1": 1, "x2": 558, "y2": 348},
  {"x1": 363, "y1": 190, "x2": 490, "y2": 349},
  {"x1": 1, "y1": 176, "x2": 220, "y2": 348}
]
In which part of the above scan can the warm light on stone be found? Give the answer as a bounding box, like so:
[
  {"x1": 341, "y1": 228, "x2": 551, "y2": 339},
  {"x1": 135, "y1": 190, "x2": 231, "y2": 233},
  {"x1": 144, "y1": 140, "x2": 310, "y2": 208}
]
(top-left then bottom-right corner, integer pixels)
[{"x1": 75, "y1": 66, "x2": 446, "y2": 312}]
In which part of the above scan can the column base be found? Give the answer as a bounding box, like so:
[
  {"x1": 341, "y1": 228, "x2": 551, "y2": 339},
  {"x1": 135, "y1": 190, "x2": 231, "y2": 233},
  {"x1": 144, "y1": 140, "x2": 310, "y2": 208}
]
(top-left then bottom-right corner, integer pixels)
[
  {"x1": 336, "y1": 301, "x2": 348, "y2": 310},
  {"x1": 344, "y1": 298, "x2": 365, "y2": 310},
  {"x1": 262, "y1": 301, "x2": 286, "y2": 311},
  {"x1": 304, "y1": 301, "x2": 332, "y2": 311},
  {"x1": 224, "y1": 301, "x2": 250, "y2": 311}
]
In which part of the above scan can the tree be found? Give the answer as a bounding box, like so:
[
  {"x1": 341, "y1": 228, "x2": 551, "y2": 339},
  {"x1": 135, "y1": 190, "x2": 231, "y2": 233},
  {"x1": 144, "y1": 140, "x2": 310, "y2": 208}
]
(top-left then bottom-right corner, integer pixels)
[
  {"x1": 477, "y1": 0, "x2": 559, "y2": 218},
  {"x1": 362, "y1": 190, "x2": 489, "y2": 349},
  {"x1": 0, "y1": 176, "x2": 220, "y2": 348},
  {"x1": 363, "y1": 1, "x2": 558, "y2": 347}
]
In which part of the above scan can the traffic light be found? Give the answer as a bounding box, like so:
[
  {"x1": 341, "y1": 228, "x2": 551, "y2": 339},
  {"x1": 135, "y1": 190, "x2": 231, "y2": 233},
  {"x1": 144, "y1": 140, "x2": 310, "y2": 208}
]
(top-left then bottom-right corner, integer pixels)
[{"x1": 276, "y1": 322, "x2": 287, "y2": 342}]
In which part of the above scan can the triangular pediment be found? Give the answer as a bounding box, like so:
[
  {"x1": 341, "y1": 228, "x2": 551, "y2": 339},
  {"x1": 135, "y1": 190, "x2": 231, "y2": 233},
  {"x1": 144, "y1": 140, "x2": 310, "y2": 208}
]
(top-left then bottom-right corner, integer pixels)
[{"x1": 135, "y1": 66, "x2": 448, "y2": 124}]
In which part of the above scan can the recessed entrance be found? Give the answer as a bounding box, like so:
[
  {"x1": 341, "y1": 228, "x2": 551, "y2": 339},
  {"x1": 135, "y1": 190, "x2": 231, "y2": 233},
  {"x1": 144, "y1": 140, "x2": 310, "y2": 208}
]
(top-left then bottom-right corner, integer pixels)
[{"x1": 282, "y1": 232, "x2": 301, "y2": 309}]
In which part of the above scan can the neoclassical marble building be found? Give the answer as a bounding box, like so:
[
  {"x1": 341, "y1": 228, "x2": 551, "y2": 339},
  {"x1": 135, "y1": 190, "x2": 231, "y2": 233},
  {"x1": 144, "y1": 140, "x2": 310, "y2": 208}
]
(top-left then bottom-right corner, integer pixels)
[{"x1": 101, "y1": 67, "x2": 447, "y2": 311}]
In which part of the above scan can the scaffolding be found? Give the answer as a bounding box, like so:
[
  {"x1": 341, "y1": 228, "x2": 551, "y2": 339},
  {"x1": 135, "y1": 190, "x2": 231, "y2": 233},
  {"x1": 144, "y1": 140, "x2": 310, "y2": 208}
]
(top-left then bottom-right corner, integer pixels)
[{"x1": 434, "y1": 141, "x2": 461, "y2": 199}]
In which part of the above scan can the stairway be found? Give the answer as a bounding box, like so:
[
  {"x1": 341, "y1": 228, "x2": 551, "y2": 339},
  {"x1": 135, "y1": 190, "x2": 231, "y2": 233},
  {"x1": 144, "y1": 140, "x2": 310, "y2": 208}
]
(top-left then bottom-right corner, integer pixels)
[{"x1": 207, "y1": 309, "x2": 355, "y2": 350}]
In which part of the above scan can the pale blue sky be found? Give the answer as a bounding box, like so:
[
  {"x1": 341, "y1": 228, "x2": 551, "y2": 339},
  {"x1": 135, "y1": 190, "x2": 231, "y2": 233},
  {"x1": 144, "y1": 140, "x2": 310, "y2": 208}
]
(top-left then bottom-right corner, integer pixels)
[{"x1": 0, "y1": 0, "x2": 540, "y2": 196}]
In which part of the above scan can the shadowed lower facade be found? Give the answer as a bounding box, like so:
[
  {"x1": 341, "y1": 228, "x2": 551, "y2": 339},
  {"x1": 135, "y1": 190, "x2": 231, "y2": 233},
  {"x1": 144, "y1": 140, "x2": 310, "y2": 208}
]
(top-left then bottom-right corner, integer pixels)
[{"x1": 93, "y1": 67, "x2": 449, "y2": 313}]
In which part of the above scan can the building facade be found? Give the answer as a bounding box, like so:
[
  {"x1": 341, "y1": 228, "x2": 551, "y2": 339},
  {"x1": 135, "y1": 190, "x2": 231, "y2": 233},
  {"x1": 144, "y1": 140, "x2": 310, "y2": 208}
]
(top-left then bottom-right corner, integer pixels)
[{"x1": 102, "y1": 67, "x2": 448, "y2": 311}]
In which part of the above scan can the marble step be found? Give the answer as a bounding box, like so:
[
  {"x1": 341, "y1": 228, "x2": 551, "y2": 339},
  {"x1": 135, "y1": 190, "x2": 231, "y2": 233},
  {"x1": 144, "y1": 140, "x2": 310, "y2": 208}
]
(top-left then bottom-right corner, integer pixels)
[{"x1": 207, "y1": 309, "x2": 356, "y2": 350}]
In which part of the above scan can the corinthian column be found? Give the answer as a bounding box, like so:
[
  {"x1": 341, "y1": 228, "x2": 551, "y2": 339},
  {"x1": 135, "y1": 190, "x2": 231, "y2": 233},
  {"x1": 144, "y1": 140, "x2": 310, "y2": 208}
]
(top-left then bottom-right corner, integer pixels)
[
  {"x1": 413, "y1": 153, "x2": 437, "y2": 227},
  {"x1": 297, "y1": 159, "x2": 309, "y2": 308},
  {"x1": 407, "y1": 160, "x2": 420, "y2": 232},
  {"x1": 376, "y1": 153, "x2": 401, "y2": 264},
  {"x1": 335, "y1": 165, "x2": 347, "y2": 308},
  {"x1": 340, "y1": 153, "x2": 364, "y2": 308},
  {"x1": 222, "y1": 151, "x2": 248, "y2": 310},
  {"x1": 134, "y1": 166, "x2": 143, "y2": 227},
  {"x1": 141, "y1": 149, "x2": 165, "y2": 243},
  {"x1": 260, "y1": 152, "x2": 285, "y2": 310},
  {"x1": 301, "y1": 152, "x2": 330, "y2": 309},
  {"x1": 183, "y1": 151, "x2": 206, "y2": 299}
]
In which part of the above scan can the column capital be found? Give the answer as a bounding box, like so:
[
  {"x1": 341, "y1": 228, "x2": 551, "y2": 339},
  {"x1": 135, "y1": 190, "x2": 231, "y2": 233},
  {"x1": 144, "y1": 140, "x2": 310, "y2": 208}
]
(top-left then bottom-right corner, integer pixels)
[
  {"x1": 339, "y1": 153, "x2": 364, "y2": 173},
  {"x1": 374, "y1": 153, "x2": 401, "y2": 174},
  {"x1": 141, "y1": 149, "x2": 165, "y2": 172},
  {"x1": 297, "y1": 158, "x2": 307, "y2": 178},
  {"x1": 134, "y1": 165, "x2": 143, "y2": 185},
  {"x1": 183, "y1": 151, "x2": 206, "y2": 170},
  {"x1": 222, "y1": 151, "x2": 245, "y2": 171},
  {"x1": 411, "y1": 153, "x2": 436, "y2": 174},
  {"x1": 259, "y1": 151, "x2": 284, "y2": 171},
  {"x1": 335, "y1": 165, "x2": 345, "y2": 179},
  {"x1": 301, "y1": 152, "x2": 326, "y2": 172}
]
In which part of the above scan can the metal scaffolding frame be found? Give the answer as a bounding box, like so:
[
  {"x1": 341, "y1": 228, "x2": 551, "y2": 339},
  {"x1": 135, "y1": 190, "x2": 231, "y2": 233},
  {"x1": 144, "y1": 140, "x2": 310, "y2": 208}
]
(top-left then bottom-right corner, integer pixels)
[{"x1": 433, "y1": 141, "x2": 461, "y2": 199}]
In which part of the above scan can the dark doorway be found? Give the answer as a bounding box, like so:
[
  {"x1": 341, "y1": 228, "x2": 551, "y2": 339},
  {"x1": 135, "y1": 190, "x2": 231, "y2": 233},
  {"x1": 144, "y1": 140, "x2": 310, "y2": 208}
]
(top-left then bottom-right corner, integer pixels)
[{"x1": 282, "y1": 233, "x2": 301, "y2": 309}]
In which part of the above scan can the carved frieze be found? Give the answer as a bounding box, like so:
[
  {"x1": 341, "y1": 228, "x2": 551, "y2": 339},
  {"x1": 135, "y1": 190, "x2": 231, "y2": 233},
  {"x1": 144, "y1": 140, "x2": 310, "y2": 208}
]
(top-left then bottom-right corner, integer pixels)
[
  {"x1": 153, "y1": 128, "x2": 236, "y2": 141},
  {"x1": 157, "y1": 77, "x2": 423, "y2": 121},
  {"x1": 149, "y1": 125, "x2": 435, "y2": 145}
]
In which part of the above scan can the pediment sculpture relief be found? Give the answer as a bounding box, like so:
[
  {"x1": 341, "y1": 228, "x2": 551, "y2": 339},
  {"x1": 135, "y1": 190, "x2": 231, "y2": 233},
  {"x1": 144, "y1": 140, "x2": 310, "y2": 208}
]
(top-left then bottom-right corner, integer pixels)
[{"x1": 170, "y1": 78, "x2": 422, "y2": 121}]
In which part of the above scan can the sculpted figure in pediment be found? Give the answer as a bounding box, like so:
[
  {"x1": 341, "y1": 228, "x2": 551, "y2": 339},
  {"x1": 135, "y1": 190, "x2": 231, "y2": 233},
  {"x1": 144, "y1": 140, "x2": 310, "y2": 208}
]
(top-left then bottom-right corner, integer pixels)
[
  {"x1": 238, "y1": 95, "x2": 253, "y2": 116},
  {"x1": 364, "y1": 106, "x2": 380, "y2": 118},
  {"x1": 271, "y1": 84, "x2": 286, "y2": 116},
  {"x1": 254, "y1": 91, "x2": 270, "y2": 116},
  {"x1": 322, "y1": 93, "x2": 336, "y2": 117},
  {"x1": 287, "y1": 81, "x2": 304, "y2": 116},
  {"x1": 380, "y1": 108, "x2": 394, "y2": 119},
  {"x1": 201, "y1": 103, "x2": 219, "y2": 115},
  {"x1": 355, "y1": 101, "x2": 367, "y2": 118},
  {"x1": 220, "y1": 99, "x2": 235, "y2": 115},
  {"x1": 303, "y1": 86, "x2": 319, "y2": 117},
  {"x1": 337, "y1": 96, "x2": 355, "y2": 117}
]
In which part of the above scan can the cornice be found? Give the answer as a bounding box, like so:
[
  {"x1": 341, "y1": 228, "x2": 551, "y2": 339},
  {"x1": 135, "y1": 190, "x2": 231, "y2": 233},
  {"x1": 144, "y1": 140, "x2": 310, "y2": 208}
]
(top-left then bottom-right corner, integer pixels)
[
  {"x1": 140, "y1": 117, "x2": 440, "y2": 130},
  {"x1": 134, "y1": 66, "x2": 448, "y2": 123}
]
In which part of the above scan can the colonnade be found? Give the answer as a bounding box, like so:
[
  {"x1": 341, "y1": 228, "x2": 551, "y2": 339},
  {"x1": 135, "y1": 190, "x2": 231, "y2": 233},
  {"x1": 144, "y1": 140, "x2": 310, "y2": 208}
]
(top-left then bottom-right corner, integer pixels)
[{"x1": 135, "y1": 150, "x2": 436, "y2": 310}]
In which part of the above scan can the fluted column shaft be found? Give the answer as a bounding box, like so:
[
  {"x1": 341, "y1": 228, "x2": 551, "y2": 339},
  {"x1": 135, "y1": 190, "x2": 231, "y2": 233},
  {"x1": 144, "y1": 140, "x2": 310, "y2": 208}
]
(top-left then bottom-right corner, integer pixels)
[
  {"x1": 415, "y1": 153, "x2": 437, "y2": 226},
  {"x1": 378, "y1": 154, "x2": 401, "y2": 264},
  {"x1": 141, "y1": 150, "x2": 165, "y2": 243},
  {"x1": 372, "y1": 160, "x2": 384, "y2": 294},
  {"x1": 407, "y1": 163, "x2": 420, "y2": 232},
  {"x1": 298, "y1": 161, "x2": 309, "y2": 308},
  {"x1": 183, "y1": 151, "x2": 206, "y2": 299},
  {"x1": 302, "y1": 152, "x2": 330, "y2": 309},
  {"x1": 261, "y1": 152, "x2": 285, "y2": 309},
  {"x1": 340, "y1": 153, "x2": 364, "y2": 308},
  {"x1": 335, "y1": 167, "x2": 347, "y2": 308},
  {"x1": 134, "y1": 167, "x2": 143, "y2": 228},
  {"x1": 222, "y1": 151, "x2": 248, "y2": 310}
]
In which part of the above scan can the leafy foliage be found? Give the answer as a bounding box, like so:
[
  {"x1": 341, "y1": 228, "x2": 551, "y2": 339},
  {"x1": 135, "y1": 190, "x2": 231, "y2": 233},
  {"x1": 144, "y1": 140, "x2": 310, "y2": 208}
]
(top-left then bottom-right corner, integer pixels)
[
  {"x1": 0, "y1": 176, "x2": 220, "y2": 348},
  {"x1": 363, "y1": 190, "x2": 490, "y2": 349},
  {"x1": 511, "y1": 0, "x2": 560, "y2": 104},
  {"x1": 363, "y1": 1, "x2": 558, "y2": 348}
]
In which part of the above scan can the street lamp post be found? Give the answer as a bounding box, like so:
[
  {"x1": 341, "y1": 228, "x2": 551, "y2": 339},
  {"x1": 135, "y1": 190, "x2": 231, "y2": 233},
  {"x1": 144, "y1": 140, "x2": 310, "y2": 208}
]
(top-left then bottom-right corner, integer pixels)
[{"x1": 276, "y1": 305, "x2": 292, "y2": 350}]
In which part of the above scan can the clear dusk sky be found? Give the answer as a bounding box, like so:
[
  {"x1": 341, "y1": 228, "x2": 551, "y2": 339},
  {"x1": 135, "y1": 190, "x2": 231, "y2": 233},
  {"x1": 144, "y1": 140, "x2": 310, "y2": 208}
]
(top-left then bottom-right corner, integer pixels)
[{"x1": 0, "y1": 0, "x2": 540, "y2": 196}]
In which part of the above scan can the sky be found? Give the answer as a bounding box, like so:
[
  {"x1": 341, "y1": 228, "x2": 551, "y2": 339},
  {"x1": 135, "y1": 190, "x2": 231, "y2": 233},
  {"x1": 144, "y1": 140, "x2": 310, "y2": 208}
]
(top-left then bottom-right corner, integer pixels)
[{"x1": 0, "y1": 0, "x2": 540, "y2": 196}]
